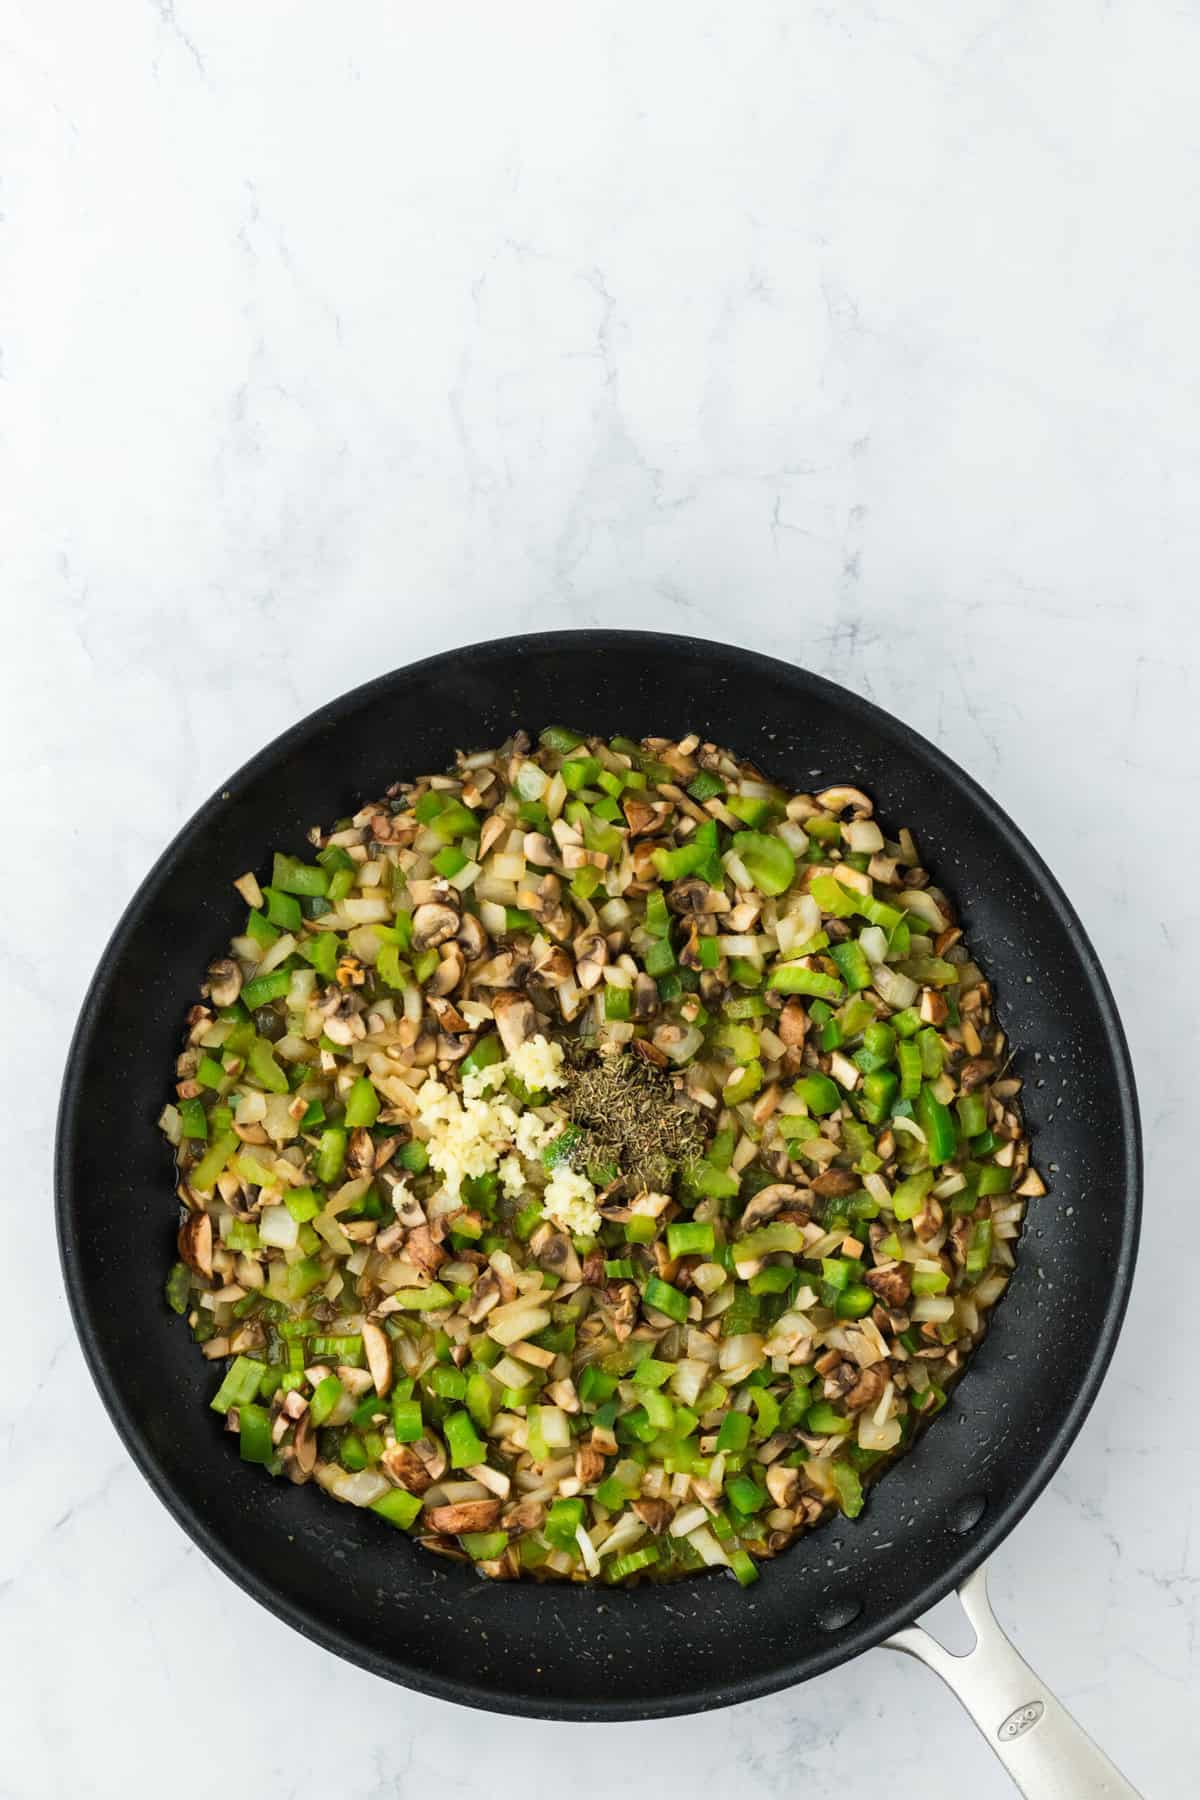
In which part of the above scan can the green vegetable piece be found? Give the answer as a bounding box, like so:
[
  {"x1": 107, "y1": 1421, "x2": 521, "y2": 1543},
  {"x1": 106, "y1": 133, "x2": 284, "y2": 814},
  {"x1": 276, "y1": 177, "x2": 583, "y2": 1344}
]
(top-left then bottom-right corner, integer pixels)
[
  {"x1": 804, "y1": 1401, "x2": 852, "y2": 1436},
  {"x1": 860, "y1": 1069, "x2": 899, "y2": 1125},
  {"x1": 836, "y1": 1283, "x2": 876, "y2": 1319},
  {"x1": 247, "y1": 1037, "x2": 289, "y2": 1095},
  {"x1": 891, "y1": 1169, "x2": 934, "y2": 1222},
  {"x1": 271, "y1": 852, "x2": 329, "y2": 898},
  {"x1": 723, "y1": 1059, "x2": 764, "y2": 1105},
  {"x1": 792, "y1": 1072, "x2": 842, "y2": 1116},
  {"x1": 211, "y1": 1356, "x2": 267, "y2": 1414},
  {"x1": 830, "y1": 1459, "x2": 865, "y2": 1518},
  {"x1": 263, "y1": 885, "x2": 303, "y2": 930},
  {"x1": 830, "y1": 939, "x2": 872, "y2": 992},
  {"x1": 732, "y1": 830, "x2": 795, "y2": 896},
  {"x1": 241, "y1": 969, "x2": 291, "y2": 1011},
  {"x1": 916, "y1": 1084, "x2": 958, "y2": 1165},
  {"x1": 956, "y1": 1092, "x2": 988, "y2": 1138},
  {"x1": 393, "y1": 1282, "x2": 454, "y2": 1311},
  {"x1": 178, "y1": 1097, "x2": 208, "y2": 1141},
  {"x1": 391, "y1": 1397, "x2": 424, "y2": 1442},
  {"x1": 728, "y1": 1549, "x2": 759, "y2": 1587},
  {"x1": 767, "y1": 963, "x2": 844, "y2": 1000},
  {"x1": 189, "y1": 1129, "x2": 239, "y2": 1193},
  {"x1": 667, "y1": 1221, "x2": 715, "y2": 1258},
  {"x1": 643, "y1": 1276, "x2": 689, "y2": 1323},
  {"x1": 444, "y1": 1409, "x2": 486, "y2": 1469},
  {"x1": 540, "y1": 725, "x2": 587, "y2": 752},
  {"x1": 164, "y1": 1261, "x2": 191, "y2": 1315},
  {"x1": 371, "y1": 1488, "x2": 422, "y2": 1530},
  {"x1": 716, "y1": 1410, "x2": 752, "y2": 1453},
  {"x1": 238, "y1": 1403, "x2": 273, "y2": 1464},
  {"x1": 315, "y1": 1127, "x2": 347, "y2": 1185},
  {"x1": 344, "y1": 1076, "x2": 380, "y2": 1128},
  {"x1": 545, "y1": 1496, "x2": 586, "y2": 1550},
  {"x1": 309, "y1": 1375, "x2": 344, "y2": 1426},
  {"x1": 897, "y1": 1039, "x2": 923, "y2": 1100}
]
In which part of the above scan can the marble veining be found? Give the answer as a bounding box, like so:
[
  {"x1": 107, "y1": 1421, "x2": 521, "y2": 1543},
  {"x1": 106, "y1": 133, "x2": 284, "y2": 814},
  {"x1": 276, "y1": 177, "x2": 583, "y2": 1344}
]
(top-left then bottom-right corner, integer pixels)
[{"x1": 4, "y1": 1, "x2": 1198, "y2": 1794}]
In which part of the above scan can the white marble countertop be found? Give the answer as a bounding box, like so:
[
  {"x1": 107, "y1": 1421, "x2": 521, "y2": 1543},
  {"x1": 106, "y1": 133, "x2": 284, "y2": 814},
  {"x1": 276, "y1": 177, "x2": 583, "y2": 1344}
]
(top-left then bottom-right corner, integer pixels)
[{"x1": 5, "y1": 2, "x2": 1198, "y2": 1794}]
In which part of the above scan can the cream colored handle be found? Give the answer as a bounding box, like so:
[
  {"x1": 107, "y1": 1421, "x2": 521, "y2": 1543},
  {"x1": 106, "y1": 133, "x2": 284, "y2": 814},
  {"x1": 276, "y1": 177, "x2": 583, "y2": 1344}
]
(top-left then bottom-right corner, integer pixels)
[{"x1": 885, "y1": 1563, "x2": 1142, "y2": 1798}]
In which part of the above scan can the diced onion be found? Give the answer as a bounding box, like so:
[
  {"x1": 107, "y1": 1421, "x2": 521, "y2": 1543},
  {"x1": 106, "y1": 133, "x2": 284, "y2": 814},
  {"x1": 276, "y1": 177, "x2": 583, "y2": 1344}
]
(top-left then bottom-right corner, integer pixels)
[
  {"x1": 687, "y1": 1525, "x2": 729, "y2": 1567},
  {"x1": 859, "y1": 925, "x2": 888, "y2": 965},
  {"x1": 257, "y1": 931, "x2": 297, "y2": 975},
  {"x1": 258, "y1": 1205, "x2": 299, "y2": 1249},
  {"x1": 900, "y1": 888, "x2": 949, "y2": 930},
  {"x1": 872, "y1": 964, "x2": 919, "y2": 1008},
  {"x1": 911, "y1": 1296, "x2": 956, "y2": 1323}
]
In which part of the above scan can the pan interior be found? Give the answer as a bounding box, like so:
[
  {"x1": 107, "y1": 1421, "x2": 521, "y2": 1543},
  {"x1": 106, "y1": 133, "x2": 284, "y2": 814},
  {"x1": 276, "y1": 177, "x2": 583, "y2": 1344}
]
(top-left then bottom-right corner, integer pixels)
[{"x1": 56, "y1": 631, "x2": 1139, "y2": 1719}]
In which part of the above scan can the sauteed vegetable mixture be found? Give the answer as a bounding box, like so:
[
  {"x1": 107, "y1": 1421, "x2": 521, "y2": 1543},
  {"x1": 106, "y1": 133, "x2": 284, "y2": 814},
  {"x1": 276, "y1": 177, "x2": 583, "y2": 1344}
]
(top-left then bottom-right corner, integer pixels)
[{"x1": 160, "y1": 729, "x2": 1041, "y2": 1585}]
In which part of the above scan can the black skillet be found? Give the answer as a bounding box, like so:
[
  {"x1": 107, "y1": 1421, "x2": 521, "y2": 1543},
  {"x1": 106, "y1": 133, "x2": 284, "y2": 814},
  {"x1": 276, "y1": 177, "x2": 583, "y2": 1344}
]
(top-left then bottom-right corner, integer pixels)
[{"x1": 56, "y1": 632, "x2": 1142, "y2": 1795}]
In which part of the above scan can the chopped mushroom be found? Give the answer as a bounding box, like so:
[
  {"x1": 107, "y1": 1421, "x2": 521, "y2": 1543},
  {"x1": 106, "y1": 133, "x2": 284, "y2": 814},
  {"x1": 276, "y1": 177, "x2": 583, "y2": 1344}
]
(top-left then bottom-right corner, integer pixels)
[
  {"x1": 491, "y1": 990, "x2": 536, "y2": 1053},
  {"x1": 361, "y1": 1321, "x2": 392, "y2": 1396},
  {"x1": 206, "y1": 958, "x2": 242, "y2": 1008},
  {"x1": 425, "y1": 1499, "x2": 503, "y2": 1535},
  {"x1": 411, "y1": 902, "x2": 460, "y2": 952}
]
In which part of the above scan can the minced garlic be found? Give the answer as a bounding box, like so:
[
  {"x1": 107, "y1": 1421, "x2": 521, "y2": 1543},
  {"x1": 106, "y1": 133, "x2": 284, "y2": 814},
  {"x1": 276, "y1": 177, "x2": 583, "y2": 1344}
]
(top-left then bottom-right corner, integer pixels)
[
  {"x1": 541, "y1": 1165, "x2": 601, "y2": 1237},
  {"x1": 505, "y1": 1033, "x2": 567, "y2": 1093}
]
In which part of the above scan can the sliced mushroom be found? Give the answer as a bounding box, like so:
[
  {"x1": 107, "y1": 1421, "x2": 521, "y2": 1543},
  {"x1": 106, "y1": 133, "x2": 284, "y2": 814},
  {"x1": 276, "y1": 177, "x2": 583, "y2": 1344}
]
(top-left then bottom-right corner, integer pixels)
[
  {"x1": 411, "y1": 902, "x2": 460, "y2": 952},
  {"x1": 206, "y1": 958, "x2": 242, "y2": 1008},
  {"x1": 573, "y1": 929, "x2": 608, "y2": 990},
  {"x1": 178, "y1": 1211, "x2": 213, "y2": 1279},
  {"x1": 529, "y1": 1221, "x2": 582, "y2": 1281},
  {"x1": 361, "y1": 1320, "x2": 393, "y2": 1396},
  {"x1": 491, "y1": 989, "x2": 536, "y2": 1053},
  {"x1": 919, "y1": 988, "x2": 949, "y2": 1026},
  {"x1": 426, "y1": 944, "x2": 465, "y2": 999},
  {"x1": 502, "y1": 1497, "x2": 547, "y2": 1532},
  {"x1": 290, "y1": 1411, "x2": 317, "y2": 1479},
  {"x1": 631, "y1": 972, "x2": 659, "y2": 1020},
  {"x1": 809, "y1": 1169, "x2": 859, "y2": 1200},
  {"x1": 960, "y1": 1057, "x2": 998, "y2": 1091},
  {"x1": 455, "y1": 912, "x2": 488, "y2": 961},
  {"x1": 574, "y1": 1439, "x2": 606, "y2": 1485},
  {"x1": 523, "y1": 831, "x2": 556, "y2": 867},
  {"x1": 816, "y1": 785, "x2": 873, "y2": 820},
  {"x1": 413, "y1": 1434, "x2": 448, "y2": 1484},
  {"x1": 844, "y1": 1364, "x2": 888, "y2": 1412},
  {"x1": 404, "y1": 1224, "x2": 447, "y2": 1278},
  {"x1": 345, "y1": 1127, "x2": 375, "y2": 1180},
  {"x1": 765, "y1": 1464, "x2": 800, "y2": 1508},
  {"x1": 381, "y1": 1442, "x2": 435, "y2": 1495},
  {"x1": 736, "y1": 1183, "x2": 802, "y2": 1234},
  {"x1": 478, "y1": 812, "x2": 509, "y2": 859},
  {"x1": 427, "y1": 993, "x2": 470, "y2": 1032},
  {"x1": 425, "y1": 1499, "x2": 503, "y2": 1535},
  {"x1": 631, "y1": 1498, "x2": 675, "y2": 1534},
  {"x1": 621, "y1": 797, "x2": 661, "y2": 837},
  {"x1": 320, "y1": 998, "x2": 367, "y2": 1046},
  {"x1": 663, "y1": 876, "x2": 711, "y2": 916},
  {"x1": 473, "y1": 949, "x2": 527, "y2": 988},
  {"x1": 865, "y1": 1262, "x2": 912, "y2": 1308},
  {"x1": 777, "y1": 1000, "x2": 809, "y2": 1047},
  {"x1": 466, "y1": 1270, "x2": 501, "y2": 1322},
  {"x1": 725, "y1": 899, "x2": 762, "y2": 934},
  {"x1": 912, "y1": 1196, "x2": 945, "y2": 1243}
]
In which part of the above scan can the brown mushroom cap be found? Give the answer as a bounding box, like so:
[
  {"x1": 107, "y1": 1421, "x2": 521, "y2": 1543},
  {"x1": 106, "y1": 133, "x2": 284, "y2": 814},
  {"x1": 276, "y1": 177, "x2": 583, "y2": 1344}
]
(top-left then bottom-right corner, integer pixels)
[
  {"x1": 206, "y1": 958, "x2": 243, "y2": 1008},
  {"x1": 491, "y1": 989, "x2": 536, "y2": 1053},
  {"x1": 411, "y1": 902, "x2": 460, "y2": 951}
]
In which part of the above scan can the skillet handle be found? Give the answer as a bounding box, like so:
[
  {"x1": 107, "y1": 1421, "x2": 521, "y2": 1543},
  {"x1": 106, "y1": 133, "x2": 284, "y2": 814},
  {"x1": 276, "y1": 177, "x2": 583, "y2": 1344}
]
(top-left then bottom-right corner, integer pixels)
[{"x1": 884, "y1": 1562, "x2": 1142, "y2": 1798}]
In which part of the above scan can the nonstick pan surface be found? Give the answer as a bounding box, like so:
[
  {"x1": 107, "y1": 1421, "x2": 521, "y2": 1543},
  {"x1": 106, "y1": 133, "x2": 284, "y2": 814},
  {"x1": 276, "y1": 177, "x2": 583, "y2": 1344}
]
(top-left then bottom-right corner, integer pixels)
[{"x1": 56, "y1": 631, "x2": 1140, "y2": 1720}]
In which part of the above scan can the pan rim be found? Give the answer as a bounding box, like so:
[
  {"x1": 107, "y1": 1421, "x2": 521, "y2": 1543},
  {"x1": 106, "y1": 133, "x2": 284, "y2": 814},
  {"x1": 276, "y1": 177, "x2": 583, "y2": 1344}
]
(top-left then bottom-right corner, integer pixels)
[{"x1": 55, "y1": 629, "x2": 1142, "y2": 1720}]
